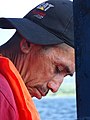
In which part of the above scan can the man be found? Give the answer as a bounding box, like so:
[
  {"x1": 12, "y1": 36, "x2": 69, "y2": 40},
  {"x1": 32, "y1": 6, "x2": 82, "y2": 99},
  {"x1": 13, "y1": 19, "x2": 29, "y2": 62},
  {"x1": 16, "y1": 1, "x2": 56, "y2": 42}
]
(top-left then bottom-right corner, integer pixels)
[{"x1": 0, "y1": 0, "x2": 74, "y2": 120}]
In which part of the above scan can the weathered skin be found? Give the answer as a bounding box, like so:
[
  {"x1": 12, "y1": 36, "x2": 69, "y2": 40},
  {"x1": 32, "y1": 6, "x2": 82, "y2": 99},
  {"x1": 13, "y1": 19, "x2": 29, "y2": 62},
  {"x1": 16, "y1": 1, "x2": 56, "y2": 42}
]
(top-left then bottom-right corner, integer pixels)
[
  {"x1": 18, "y1": 41, "x2": 75, "y2": 99},
  {"x1": 0, "y1": 38, "x2": 75, "y2": 99}
]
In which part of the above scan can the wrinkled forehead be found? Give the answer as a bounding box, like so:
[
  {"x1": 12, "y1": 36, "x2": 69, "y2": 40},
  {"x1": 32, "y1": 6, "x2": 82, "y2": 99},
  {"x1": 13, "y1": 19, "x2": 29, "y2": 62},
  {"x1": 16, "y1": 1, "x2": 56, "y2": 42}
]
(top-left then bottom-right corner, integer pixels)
[{"x1": 41, "y1": 43, "x2": 74, "y2": 62}]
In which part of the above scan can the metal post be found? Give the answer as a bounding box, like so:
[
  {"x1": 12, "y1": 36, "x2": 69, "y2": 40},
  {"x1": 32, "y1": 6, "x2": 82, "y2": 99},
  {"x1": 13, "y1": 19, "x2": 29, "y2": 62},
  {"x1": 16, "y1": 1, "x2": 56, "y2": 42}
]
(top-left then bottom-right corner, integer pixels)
[{"x1": 74, "y1": 0, "x2": 90, "y2": 119}]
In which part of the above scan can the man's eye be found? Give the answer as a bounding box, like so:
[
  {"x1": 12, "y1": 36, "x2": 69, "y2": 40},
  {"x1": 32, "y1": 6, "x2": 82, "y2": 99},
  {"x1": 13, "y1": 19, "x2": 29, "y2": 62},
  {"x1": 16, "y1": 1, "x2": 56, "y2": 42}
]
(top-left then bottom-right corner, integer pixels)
[{"x1": 55, "y1": 66, "x2": 61, "y2": 73}]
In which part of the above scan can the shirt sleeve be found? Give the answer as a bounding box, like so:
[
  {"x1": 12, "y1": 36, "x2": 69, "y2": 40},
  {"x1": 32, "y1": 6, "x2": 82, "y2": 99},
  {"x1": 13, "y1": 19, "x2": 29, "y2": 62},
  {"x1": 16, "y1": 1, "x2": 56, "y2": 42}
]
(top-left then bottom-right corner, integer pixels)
[
  {"x1": 0, "y1": 91, "x2": 19, "y2": 120},
  {"x1": 0, "y1": 73, "x2": 19, "y2": 120}
]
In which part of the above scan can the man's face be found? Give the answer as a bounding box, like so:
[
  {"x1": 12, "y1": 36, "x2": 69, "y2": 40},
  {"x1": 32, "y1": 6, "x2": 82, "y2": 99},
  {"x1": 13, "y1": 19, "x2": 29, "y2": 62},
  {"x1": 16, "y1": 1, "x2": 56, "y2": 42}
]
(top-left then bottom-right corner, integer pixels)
[{"x1": 24, "y1": 44, "x2": 75, "y2": 99}]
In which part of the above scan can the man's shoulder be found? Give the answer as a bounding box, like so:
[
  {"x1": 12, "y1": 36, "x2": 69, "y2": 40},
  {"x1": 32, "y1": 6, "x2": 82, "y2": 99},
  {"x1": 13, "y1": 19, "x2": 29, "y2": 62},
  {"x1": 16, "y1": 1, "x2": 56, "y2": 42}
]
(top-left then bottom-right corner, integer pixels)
[
  {"x1": 0, "y1": 73, "x2": 13, "y2": 97},
  {"x1": 0, "y1": 73, "x2": 19, "y2": 119},
  {"x1": 0, "y1": 73, "x2": 16, "y2": 108}
]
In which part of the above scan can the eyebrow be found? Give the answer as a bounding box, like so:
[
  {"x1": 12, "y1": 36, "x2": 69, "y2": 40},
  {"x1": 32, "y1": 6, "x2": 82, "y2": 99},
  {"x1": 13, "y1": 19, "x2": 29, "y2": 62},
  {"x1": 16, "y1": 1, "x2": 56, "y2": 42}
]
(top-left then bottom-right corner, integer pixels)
[{"x1": 65, "y1": 66, "x2": 73, "y2": 76}]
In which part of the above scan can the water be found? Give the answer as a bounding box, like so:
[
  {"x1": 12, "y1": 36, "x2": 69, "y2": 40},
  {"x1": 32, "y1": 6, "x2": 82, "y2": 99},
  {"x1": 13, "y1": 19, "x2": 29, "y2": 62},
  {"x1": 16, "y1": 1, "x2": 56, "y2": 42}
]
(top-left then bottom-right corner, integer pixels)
[{"x1": 33, "y1": 97, "x2": 77, "y2": 120}]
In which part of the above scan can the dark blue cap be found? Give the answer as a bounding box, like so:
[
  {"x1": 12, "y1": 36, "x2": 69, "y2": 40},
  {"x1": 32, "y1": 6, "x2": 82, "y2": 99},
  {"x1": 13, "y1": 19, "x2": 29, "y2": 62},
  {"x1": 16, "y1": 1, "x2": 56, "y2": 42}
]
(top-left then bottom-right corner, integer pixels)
[{"x1": 0, "y1": 0, "x2": 74, "y2": 47}]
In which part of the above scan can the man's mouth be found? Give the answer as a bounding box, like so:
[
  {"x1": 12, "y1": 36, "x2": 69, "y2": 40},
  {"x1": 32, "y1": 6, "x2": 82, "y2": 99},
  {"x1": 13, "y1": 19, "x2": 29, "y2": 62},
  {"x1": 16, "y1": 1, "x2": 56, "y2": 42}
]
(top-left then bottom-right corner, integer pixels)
[
  {"x1": 26, "y1": 85, "x2": 49, "y2": 99},
  {"x1": 28, "y1": 88, "x2": 42, "y2": 99},
  {"x1": 37, "y1": 88, "x2": 49, "y2": 97}
]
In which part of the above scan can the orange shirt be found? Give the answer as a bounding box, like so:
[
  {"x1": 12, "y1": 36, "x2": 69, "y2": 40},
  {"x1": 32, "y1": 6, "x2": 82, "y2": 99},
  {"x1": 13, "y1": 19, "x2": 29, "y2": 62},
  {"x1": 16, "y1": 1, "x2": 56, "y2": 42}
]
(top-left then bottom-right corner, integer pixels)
[{"x1": 0, "y1": 56, "x2": 40, "y2": 120}]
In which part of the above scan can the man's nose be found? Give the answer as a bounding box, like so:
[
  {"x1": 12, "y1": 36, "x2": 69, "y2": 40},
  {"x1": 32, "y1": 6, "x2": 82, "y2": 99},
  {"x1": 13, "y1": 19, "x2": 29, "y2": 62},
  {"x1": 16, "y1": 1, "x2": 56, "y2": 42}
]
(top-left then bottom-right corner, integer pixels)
[{"x1": 47, "y1": 75, "x2": 64, "y2": 93}]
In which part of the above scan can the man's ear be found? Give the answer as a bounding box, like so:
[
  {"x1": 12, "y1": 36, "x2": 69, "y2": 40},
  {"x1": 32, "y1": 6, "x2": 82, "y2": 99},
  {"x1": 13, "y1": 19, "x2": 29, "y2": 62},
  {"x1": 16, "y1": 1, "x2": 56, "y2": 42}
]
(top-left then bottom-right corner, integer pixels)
[{"x1": 20, "y1": 39, "x2": 31, "y2": 54}]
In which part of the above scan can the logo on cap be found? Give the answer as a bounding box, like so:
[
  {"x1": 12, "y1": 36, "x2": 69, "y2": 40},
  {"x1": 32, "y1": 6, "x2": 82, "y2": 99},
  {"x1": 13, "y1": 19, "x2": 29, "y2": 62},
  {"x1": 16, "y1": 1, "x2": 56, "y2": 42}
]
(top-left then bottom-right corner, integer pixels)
[
  {"x1": 37, "y1": 2, "x2": 54, "y2": 11},
  {"x1": 32, "y1": 2, "x2": 54, "y2": 19}
]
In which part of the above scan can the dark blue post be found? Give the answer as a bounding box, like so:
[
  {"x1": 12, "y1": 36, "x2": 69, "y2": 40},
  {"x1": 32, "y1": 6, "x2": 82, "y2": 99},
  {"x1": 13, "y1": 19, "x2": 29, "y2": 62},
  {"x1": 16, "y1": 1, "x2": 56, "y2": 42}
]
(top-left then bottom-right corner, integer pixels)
[{"x1": 74, "y1": 0, "x2": 90, "y2": 119}]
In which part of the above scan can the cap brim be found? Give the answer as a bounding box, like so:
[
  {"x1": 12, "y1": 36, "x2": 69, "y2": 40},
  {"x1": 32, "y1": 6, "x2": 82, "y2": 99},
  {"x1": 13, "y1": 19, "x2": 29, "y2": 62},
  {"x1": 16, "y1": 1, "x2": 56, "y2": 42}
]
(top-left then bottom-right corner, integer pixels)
[{"x1": 0, "y1": 18, "x2": 63, "y2": 45}]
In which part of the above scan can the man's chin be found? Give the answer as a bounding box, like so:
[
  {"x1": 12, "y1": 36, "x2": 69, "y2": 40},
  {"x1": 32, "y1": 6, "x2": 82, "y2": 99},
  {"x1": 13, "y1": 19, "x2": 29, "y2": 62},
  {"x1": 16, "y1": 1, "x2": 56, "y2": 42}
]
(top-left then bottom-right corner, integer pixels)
[
  {"x1": 35, "y1": 96, "x2": 42, "y2": 99},
  {"x1": 34, "y1": 93, "x2": 42, "y2": 99},
  {"x1": 31, "y1": 92, "x2": 42, "y2": 99}
]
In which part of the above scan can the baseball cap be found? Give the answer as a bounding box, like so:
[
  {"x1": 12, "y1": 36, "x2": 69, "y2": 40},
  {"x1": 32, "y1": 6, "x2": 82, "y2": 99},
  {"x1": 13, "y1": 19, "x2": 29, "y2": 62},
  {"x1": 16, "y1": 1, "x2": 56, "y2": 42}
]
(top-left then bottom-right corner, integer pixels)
[{"x1": 0, "y1": 0, "x2": 74, "y2": 47}]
